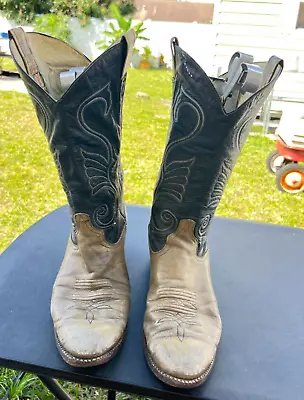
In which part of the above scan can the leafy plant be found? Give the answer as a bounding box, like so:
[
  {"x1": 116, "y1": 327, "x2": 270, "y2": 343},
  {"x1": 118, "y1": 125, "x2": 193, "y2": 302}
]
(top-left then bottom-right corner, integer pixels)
[
  {"x1": 0, "y1": 0, "x2": 135, "y2": 26},
  {"x1": 34, "y1": 13, "x2": 71, "y2": 43},
  {"x1": 53, "y1": 0, "x2": 135, "y2": 22},
  {"x1": 116, "y1": 0, "x2": 135, "y2": 17},
  {"x1": 96, "y1": 3, "x2": 149, "y2": 50},
  {"x1": 0, "y1": 371, "x2": 40, "y2": 399},
  {"x1": 52, "y1": 0, "x2": 107, "y2": 25},
  {"x1": 141, "y1": 46, "x2": 152, "y2": 60},
  {"x1": 0, "y1": 0, "x2": 52, "y2": 23}
]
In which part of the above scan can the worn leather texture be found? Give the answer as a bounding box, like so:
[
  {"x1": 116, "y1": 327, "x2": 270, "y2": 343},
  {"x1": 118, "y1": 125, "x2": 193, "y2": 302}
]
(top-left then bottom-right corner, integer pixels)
[
  {"x1": 9, "y1": 30, "x2": 130, "y2": 244},
  {"x1": 149, "y1": 44, "x2": 284, "y2": 255},
  {"x1": 1, "y1": 205, "x2": 304, "y2": 399},
  {"x1": 9, "y1": 28, "x2": 135, "y2": 366},
  {"x1": 144, "y1": 220, "x2": 221, "y2": 387},
  {"x1": 145, "y1": 43, "x2": 283, "y2": 387},
  {"x1": 51, "y1": 214, "x2": 130, "y2": 365}
]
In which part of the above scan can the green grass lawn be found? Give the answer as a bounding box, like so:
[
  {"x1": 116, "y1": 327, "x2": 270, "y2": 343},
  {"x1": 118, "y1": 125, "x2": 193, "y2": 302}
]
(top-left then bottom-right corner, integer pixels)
[
  {"x1": 0, "y1": 69, "x2": 303, "y2": 398},
  {"x1": 0, "y1": 56, "x2": 17, "y2": 72}
]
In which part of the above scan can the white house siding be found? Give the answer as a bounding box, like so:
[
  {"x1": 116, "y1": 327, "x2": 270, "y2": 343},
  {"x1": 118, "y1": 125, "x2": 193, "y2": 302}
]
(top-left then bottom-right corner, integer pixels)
[
  {"x1": 213, "y1": 0, "x2": 304, "y2": 111},
  {"x1": 1, "y1": 15, "x2": 216, "y2": 74},
  {"x1": 69, "y1": 18, "x2": 216, "y2": 74}
]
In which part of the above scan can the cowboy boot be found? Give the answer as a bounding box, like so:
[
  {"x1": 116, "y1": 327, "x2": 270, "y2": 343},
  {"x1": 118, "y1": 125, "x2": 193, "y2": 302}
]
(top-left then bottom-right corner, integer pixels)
[
  {"x1": 144, "y1": 38, "x2": 283, "y2": 388},
  {"x1": 9, "y1": 27, "x2": 135, "y2": 367}
]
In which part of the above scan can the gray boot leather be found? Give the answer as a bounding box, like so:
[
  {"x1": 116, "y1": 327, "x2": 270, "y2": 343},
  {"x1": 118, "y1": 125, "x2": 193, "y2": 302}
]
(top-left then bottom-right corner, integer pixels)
[
  {"x1": 144, "y1": 38, "x2": 283, "y2": 388},
  {"x1": 9, "y1": 27, "x2": 135, "y2": 367}
]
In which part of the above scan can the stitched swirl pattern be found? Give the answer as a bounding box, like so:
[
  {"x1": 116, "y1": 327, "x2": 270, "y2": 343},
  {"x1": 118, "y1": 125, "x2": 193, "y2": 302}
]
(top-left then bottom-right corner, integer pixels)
[
  {"x1": 150, "y1": 81, "x2": 204, "y2": 247},
  {"x1": 92, "y1": 196, "x2": 116, "y2": 229},
  {"x1": 198, "y1": 214, "x2": 211, "y2": 236}
]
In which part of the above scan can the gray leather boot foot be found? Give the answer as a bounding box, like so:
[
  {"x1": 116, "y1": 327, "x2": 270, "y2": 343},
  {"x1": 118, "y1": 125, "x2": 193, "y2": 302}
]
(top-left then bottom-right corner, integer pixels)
[
  {"x1": 9, "y1": 27, "x2": 135, "y2": 367},
  {"x1": 144, "y1": 38, "x2": 283, "y2": 388}
]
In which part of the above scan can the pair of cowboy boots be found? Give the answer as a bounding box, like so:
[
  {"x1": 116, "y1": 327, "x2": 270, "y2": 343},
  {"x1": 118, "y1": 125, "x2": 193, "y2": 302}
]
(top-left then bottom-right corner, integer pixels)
[{"x1": 9, "y1": 27, "x2": 283, "y2": 388}]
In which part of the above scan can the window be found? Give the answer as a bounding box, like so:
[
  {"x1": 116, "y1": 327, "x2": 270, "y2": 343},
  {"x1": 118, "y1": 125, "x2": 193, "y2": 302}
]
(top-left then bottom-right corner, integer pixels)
[{"x1": 296, "y1": 2, "x2": 304, "y2": 28}]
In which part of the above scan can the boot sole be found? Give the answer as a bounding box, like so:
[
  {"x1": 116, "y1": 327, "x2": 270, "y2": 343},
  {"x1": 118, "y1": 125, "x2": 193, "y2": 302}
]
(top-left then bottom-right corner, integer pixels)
[
  {"x1": 144, "y1": 336, "x2": 215, "y2": 389},
  {"x1": 55, "y1": 331, "x2": 123, "y2": 368}
]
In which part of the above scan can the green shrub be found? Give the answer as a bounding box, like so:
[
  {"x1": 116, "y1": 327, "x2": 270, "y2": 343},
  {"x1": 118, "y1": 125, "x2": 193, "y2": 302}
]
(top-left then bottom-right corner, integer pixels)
[
  {"x1": 52, "y1": 0, "x2": 136, "y2": 25},
  {"x1": 33, "y1": 13, "x2": 71, "y2": 43},
  {"x1": 0, "y1": 0, "x2": 52, "y2": 23},
  {"x1": 0, "y1": 0, "x2": 135, "y2": 25},
  {"x1": 52, "y1": 0, "x2": 109, "y2": 25}
]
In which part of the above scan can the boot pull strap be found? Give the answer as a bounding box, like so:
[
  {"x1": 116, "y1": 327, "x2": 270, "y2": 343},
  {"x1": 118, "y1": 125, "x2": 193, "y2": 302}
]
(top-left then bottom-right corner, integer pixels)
[
  {"x1": 122, "y1": 29, "x2": 136, "y2": 77},
  {"x1": 170, "y1": 37, "x2": 179, "y2": 73},
  {"x1": 261, "y1": 56, "x2": 283, "y2": 87},
  {"x1": 8, "y1": 27, "x2": 46, "y2": 90}
]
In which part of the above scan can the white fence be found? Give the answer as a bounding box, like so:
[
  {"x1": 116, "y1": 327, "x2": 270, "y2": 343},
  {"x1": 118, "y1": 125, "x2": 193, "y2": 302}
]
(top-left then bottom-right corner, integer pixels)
[
  {"x1": 0, "y1": 15, "x2": 216, "y2": 73},
  {"x1": 2, "y1": 4, "x2": 304, "y2": 110}
]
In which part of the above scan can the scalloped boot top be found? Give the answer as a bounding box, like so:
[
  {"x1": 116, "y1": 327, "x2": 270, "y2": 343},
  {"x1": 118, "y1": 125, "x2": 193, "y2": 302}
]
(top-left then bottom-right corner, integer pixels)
[
  {"x1": 144, "y1": 38, "x2": 283, "y2": 388},
  {"x1": 9, "y1": 27, "x2": 135, "y2": 367}
]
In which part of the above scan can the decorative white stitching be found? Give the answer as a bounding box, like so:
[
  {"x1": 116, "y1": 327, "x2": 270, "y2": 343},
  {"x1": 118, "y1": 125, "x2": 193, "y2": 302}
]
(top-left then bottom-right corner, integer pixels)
[
  {"x1": 181, "y1": 51, "x2": 194, "y2": 79},
  {"x1": 29, "y1": 91, "x2": 51, "y2": 139},
  {"x1": 152, "y1": 288, "x2": 198, "y2": 343},
  {"x1": 157, "y1": 158, "x2": 195, "y2": 203},
  {"x1": 151, "y1": 82, "x2": 204, "y2": 237},
  {"x1": 146, "y1": 345, "x2": 214, "y2": 386},
  {"x1": 53, "y1": 149, "x2": 69, "y2": 192},
  {"x1": 76, "y1": 83, "x2": 122, "y2": 229},
  {"x1": 80, "y1": 149, "x2": 115, "y2": 196}
]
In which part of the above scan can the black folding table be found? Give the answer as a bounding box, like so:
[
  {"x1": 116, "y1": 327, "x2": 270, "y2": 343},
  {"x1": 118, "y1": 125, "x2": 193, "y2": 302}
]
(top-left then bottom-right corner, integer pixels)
[{"x1": 0, "y1": 205, "x2": 303, "y2": 400}]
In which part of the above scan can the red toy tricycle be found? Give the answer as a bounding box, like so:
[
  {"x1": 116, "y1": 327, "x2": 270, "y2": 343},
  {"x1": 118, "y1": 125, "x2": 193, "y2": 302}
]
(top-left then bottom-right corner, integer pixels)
[{"x1": 267, "y1": 112, "x2": 304, "y2": 194}]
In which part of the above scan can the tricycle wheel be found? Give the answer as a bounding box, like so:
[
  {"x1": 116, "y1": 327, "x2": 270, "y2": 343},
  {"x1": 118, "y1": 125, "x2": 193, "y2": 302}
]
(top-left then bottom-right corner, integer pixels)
[
  {"x1": 276, "y1": 163, "x2": 304, "y2": 193},
  {"x1": 266, "y1": 150, "x2": 287, "y2": 173}
]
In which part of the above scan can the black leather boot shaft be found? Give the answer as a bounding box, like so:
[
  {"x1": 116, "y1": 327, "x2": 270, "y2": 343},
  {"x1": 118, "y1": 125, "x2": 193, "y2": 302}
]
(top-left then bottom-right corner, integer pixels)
[
  {"x1": 9, "y1": 30, "x2": 133, "y2": 244},
  {"x1": 149, "y1": 41, "x2": 283, "y2": 255}
]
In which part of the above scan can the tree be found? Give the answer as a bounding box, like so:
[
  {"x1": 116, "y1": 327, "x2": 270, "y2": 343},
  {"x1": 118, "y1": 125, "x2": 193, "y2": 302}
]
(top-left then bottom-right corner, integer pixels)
[
  {"x1": 52, "y1": 0, "x2": 135, "y2": 25},
  {"x1": 0, "y1": 0, "x2": 52, "y2": 23},
  {"x1": 0, "y1": 0, "x2": 135, "y2": 24}
]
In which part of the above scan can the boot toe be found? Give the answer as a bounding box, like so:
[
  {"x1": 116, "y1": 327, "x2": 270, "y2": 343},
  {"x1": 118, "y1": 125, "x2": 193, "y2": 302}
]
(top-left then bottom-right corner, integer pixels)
[
  {"x1": 56, "y1": 320, "x2": 124, "y2": 366},
  {"x1": 147, "y1": 337, "x2": 216, "y2": 385}
]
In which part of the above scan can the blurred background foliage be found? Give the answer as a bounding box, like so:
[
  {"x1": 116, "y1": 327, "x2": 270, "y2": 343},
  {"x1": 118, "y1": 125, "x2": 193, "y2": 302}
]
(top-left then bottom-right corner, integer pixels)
[
  {"x1": 0, "y1": 0, "x2": 135, "y2": 23},
  {"x1": 96, "y1": 3, "x2": 149, "y2": 49},
  {"x1": 0, "y1": 0, "x2": 136, "y2": 43}
]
